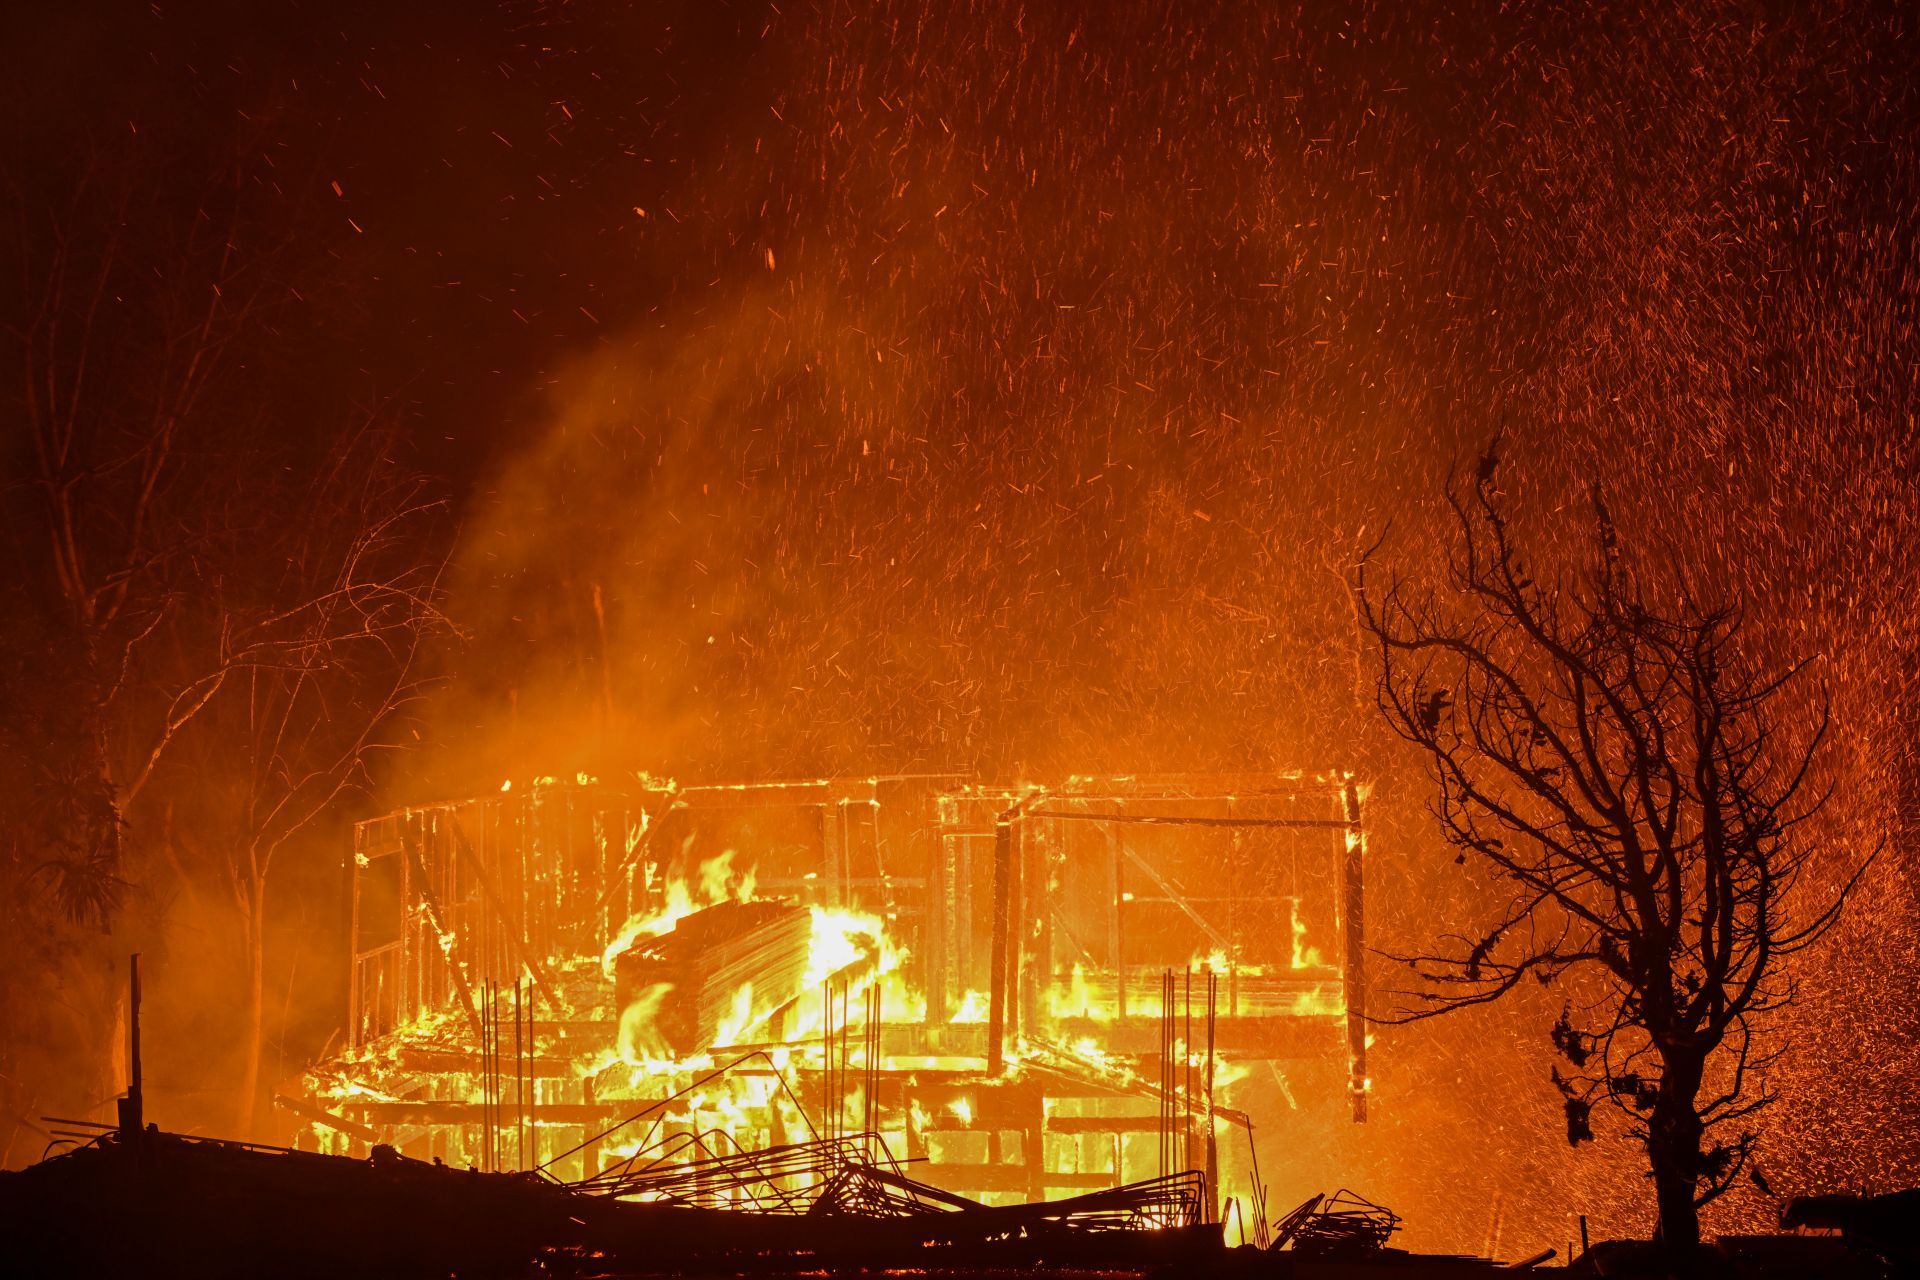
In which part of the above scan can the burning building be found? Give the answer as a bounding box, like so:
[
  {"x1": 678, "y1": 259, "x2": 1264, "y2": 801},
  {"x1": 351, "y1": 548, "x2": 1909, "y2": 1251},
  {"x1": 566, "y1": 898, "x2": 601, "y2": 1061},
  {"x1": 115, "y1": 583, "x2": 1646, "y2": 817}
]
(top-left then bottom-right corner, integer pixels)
[{"x1": 281, "y1": 771, "x2": 1370, "y2": 1213}]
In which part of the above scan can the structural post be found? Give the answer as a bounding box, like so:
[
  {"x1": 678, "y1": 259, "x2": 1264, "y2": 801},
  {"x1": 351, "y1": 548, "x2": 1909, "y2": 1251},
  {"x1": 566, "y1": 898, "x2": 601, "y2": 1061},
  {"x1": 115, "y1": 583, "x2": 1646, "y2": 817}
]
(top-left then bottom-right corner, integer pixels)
[
  {"x1": 118, "y1": 953, "x2": 143, "y2": 1139},
  {"x1": 514, "y1": 977, "x2": 526, "y2": 1169},
  {"x1": 1021, "y1": 820, "x2": 1047, "y2": 1043},
  {"x1": 526, "y1": 978, "x2": 537, "y2": 1169},
  {"x1": 955, "y1": 834, "x2": 973, "y2": 993},
  {"x1": 821, "y1": 802, "x2": 844, "y2": 909},
  {"x1": 582, "y1": 1058, "x2": 600, "y2": 1179},
  {"x1": 928, "y1": 831, "x2": 950, "y2": 1024},
  {"x1": 1106, "y1": 821, "x2": 1127, "y2": 1019},
  {"x1": 347, "y1": 828, "x2": 363, "y2": 1049},
  {"x1": 986, "y1": 811, "x2": 1013, "y2": 1076},
  {"x1": 1008, "y1": 816, "x2": 1025, "y2": 1045},
  {"x1": 1340, "y1": 777, "x2": 1369, "y2": 1122},
  {"x1": 1022, "y1": 1080, "x2": 1047, "y2": 1203}
]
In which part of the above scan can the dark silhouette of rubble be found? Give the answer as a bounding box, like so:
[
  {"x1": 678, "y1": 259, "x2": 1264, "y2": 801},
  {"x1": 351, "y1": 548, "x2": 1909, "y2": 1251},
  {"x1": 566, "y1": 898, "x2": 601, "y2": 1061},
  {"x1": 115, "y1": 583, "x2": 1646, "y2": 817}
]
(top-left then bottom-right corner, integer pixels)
[
  {"x1": 7, "y1": 1122, "x2": 1905, "y2": 1278},
  {"x1": 1783, "y1": 1191, "x2": 1920, "y2": 1273}
]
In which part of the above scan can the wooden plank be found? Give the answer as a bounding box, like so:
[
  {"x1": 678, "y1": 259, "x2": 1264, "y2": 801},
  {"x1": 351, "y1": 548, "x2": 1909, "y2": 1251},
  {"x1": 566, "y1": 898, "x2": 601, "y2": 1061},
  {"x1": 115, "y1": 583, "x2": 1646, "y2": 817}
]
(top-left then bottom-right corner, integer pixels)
[
  {"x1": 342, "y1": 1100, "x2": 648, "y2": 1126},
  {"x1": 273, "y1": 1093, "x2": 378, "y2": 1143},
  {"x1": 1047, "y1": 1015, "x2": 1344, "y2": 1058},
  {"x1": 1045, "y1": 1114, "x2": 1162, "y2": 1135}
]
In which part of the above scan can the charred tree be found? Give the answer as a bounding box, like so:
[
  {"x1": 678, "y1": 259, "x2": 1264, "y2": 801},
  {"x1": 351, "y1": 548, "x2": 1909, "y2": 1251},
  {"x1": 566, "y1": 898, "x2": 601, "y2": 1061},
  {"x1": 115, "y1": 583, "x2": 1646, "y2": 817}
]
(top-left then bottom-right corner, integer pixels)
[{"x1": 1356, "y1": 447, "x2": 1874, "y2": 1255}]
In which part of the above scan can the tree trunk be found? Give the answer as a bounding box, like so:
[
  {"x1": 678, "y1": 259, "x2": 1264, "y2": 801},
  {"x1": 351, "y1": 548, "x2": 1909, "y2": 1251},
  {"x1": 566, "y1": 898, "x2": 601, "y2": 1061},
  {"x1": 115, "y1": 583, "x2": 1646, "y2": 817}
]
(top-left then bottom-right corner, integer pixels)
[
  {"x1": 1648, "y1": 1053, "x2": 1706, "y2": 1257},
  {"x1": 1652, "y1": 1152, "x2": 1700, "y2": 1255}
]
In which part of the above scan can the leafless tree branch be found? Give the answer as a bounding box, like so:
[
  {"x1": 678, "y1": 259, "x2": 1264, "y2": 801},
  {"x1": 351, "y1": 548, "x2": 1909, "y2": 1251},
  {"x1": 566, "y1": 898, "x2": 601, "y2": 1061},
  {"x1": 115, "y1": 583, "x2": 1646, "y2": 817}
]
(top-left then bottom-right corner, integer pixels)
[{"x1": 1355, "y1": 443, "x2": 1872, "y2": 1253}]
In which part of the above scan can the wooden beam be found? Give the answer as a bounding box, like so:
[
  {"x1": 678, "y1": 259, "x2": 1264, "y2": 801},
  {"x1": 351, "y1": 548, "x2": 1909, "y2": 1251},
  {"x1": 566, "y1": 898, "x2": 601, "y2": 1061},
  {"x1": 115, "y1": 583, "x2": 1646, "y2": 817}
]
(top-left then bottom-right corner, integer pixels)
[
  {"x1": 986, "y1": 814, "x2": 1013, "y2": 1076},
  {"x1": 340, "y1": 1100, "x2": 647, "y2": 1126},
  {"x1": 272, "y1": 1093, "x2": 378, "y2": 1144},
  {"x1": 1044, "y1": 1114, "x2": 1162, "y2": 1135},
  {"x1": 1341, "y1": 776, "x2": 1369, "y2": 1124},
  {"x1": 1114, "y1": 839, "x2": 1229, "y2": 952}
]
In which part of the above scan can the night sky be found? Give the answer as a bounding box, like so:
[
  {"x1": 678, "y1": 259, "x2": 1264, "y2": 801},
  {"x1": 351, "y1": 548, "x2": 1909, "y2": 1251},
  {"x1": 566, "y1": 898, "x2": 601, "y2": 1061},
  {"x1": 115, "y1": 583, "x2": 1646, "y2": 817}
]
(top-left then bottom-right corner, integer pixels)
[{"x1": 12, "y1": 2, "x2": 779, "y2": 485}]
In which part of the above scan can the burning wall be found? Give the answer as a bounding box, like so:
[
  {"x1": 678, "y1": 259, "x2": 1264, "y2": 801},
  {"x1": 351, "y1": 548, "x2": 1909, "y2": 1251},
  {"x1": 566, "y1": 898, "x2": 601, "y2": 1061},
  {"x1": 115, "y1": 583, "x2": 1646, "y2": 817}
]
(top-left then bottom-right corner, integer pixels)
[{"x1": 285, "y1": 771, "x2": 1367, "y2": 1211}]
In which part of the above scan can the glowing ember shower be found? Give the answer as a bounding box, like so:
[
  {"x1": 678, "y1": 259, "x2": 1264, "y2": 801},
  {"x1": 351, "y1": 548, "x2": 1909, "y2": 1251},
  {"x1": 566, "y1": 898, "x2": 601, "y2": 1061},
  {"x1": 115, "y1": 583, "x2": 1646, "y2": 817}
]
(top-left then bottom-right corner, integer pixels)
[{"x1": 6, "y1": 0, "x2": 1915, "y2": 1264}]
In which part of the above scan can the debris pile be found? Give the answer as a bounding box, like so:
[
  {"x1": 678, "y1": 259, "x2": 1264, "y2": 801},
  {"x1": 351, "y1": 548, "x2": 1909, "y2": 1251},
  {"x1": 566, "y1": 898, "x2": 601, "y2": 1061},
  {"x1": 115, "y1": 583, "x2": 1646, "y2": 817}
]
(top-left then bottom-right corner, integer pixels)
[
  {"x1": 1, "y1": 1124, "x2": 1220, "y2": 1277},
  {"x1": 1269, "y1": 1188, "x2": 1403, "y2": 1257}
]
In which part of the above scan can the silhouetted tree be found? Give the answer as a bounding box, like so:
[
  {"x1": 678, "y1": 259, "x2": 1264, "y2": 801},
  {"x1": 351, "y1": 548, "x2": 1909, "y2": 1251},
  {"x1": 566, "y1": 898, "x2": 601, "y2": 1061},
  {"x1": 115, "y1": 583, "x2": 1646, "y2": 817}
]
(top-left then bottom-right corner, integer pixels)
[
  {"x1": 0, "y1": 70, "x2": 444, "y2": 1143},
  {"x1": 1356, "y1": 448, "x2": 1874, "y2": 1255},
  {"x1": 170, "y1": 415, "x2": 450, "y2": 1134},
  {"x1": 1, "y1": 117, "x2": 286, "y2": 1137}
]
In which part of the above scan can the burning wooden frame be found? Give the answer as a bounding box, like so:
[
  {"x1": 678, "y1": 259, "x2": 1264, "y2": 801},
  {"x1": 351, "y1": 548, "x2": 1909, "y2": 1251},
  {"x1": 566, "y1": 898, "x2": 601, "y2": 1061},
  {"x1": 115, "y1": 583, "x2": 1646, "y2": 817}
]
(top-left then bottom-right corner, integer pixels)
[{"x1": 282, "y1": 771, "x2": 1371, "y2": 1217}]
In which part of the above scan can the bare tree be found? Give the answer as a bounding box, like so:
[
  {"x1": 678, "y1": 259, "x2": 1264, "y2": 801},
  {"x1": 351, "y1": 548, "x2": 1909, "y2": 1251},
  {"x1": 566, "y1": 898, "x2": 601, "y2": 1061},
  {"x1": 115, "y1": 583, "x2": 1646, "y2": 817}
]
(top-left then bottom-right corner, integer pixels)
[
  {"x1": 12, "y1": 108, "x2": 370, "y2": 892},
  {"x1": 4, "y1": 155, "x2": 263, "y2": 923},
  {"x1": 1356, "y1": 446, "x2": 1874, "y2": 1254},
  {"x1": 170, "y1": 417, "x2": 451, "y2": 1134},
  {"x1": 0, "y1": 90, "x2": 441, "y2": 1142},
  {"x1": 0, "y1": 118, "x2": 297, "y2": 1135}
]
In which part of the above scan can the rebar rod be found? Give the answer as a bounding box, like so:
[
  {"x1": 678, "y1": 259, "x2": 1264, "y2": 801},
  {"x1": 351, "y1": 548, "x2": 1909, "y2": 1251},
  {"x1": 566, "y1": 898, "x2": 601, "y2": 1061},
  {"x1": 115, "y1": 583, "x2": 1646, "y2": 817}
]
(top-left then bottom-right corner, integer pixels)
[
  {"x1": 1183, "y1": 966, "x2": 1193, "y2": 1173},
  {"x1": 1206, "y1": 969, "x2": 1218, "y2": 1222},
  {"x1": 1156, "y1": 971, "x2": 1164, "y2": 1178},
  {"x1": 526, "y1": 978, "x2": 537, "y2": 1168},
  {"x1": 540, "y1": 1050, "x2": 819, "y2": 1175},
  {"x1": 1158, "y1": 969, "x2": 1172, "y2": 1179},
  {"x1": 479, "y1": 978, "x2": 492, "y2": 1172},
  {"x1": 515, "y1": 976, "x2": 528, "y2": 1170}
]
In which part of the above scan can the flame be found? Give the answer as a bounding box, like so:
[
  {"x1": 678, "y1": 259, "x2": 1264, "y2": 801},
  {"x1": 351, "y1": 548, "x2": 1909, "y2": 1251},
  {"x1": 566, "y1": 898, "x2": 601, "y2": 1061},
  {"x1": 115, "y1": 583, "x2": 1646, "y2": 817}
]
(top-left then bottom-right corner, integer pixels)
[
  {"x1": 302, "y1": 846, "x2": 1343, "y2": 1198},
  {"x1": 949, "y1": 989, "x2": 989, "y2": 1023},
  {"x1": 713, "y1": 979, "x2": 759, "y2": 1047},
  {"x1": 601, "y1": 847, "x2": 757, "y2": 978},
  {"x1": 1047, "y1": 964, "x2": 1095, "y2": 1018},
  {"x1": 803, "y1": 904, "x2": 880, "y2": 985},
  {"x1": 779, "y1": 903, "x2": 924, "y2": 1043},
  {"x1": 1290, "y1": 909, "x2": 1324, "y2": 970},
  {"x1": 616, "y1": 981, "x2": 677, "y2": 1063}
]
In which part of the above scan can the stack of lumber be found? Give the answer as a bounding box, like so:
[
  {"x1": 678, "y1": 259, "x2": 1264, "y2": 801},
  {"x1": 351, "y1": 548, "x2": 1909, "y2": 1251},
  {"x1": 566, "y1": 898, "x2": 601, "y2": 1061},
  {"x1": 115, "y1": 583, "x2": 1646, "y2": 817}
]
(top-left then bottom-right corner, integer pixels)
[{"x1": 612, "y1": 900, "x2": 813, "y2": 1056}]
